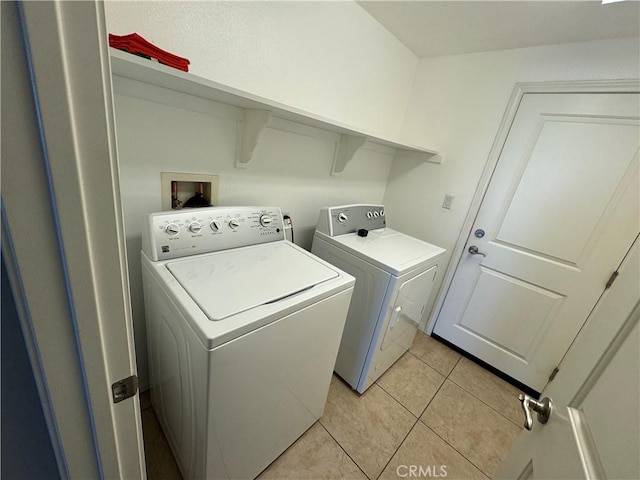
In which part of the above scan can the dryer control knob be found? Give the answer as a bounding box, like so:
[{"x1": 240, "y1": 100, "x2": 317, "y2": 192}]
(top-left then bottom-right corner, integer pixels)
[
  {"x1": 189, "y1": 221, "x2": 202, "y2": 233},
  {"x1": 165, "y1": 223, "x2": 180, "y2": 235},
  {"x1": 380, "y1": 210, "x2": 385, "y2": 217},
  {"x1": 210, "y1": 220, "x2": 221, "y2": 232},
  {"x1": 338, "y1": 212, "x2": 348, "y2": 223},
  {"x1": 373, "y1": 211, "x2": 380, "y2": 217},
  {"x1": 366, "y1": 212, "x2": 373, "y2": 219},
  {"x1": 228, "y1": 218, "x2": 240, "y2": 229},
  {"x1": 259, "y1": 214, "x2": 273, "y2": 227}
]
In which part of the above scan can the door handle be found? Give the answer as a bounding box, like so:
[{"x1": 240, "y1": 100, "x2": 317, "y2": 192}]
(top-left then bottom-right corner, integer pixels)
[
  {"x1": 468, "y1": 245, "x2": 486, "y2": 257},
  {"x1": 519, "y1": 393, "x2": 553, "y2": 430}
]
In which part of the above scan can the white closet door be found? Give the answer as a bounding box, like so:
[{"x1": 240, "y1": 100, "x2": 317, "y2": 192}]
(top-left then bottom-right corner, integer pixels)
[{"x1": 434, "y1": 92, "x2": 639, "y2": 391}]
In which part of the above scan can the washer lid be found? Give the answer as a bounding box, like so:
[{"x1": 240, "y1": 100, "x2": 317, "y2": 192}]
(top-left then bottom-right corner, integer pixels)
[
  {"x1": 329, "y1": 228, "x2": 446, "y2": 275},
  {"x1": 166, "y1": 242, "x2": 338, "y2": 321}
]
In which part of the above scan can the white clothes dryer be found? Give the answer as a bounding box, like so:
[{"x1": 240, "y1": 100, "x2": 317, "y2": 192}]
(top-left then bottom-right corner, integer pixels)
[
  {"x1": 141, "y1": 206, "x2": 354, "y2": 480},
  {"x1": 311, "y1": 204, "x2": 445, "y2": 393}
]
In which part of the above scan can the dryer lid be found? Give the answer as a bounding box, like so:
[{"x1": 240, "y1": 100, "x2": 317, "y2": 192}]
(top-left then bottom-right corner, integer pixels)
[
  {"x1": 329, "y1": 228, "x2": 446, "y2": 275},
  {"x1": 166, "y1": 242, "x2": 338, "y2": 321}
]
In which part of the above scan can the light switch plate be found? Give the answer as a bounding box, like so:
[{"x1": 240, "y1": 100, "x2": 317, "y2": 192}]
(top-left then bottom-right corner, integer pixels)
[{"x1": 442, "y1": 194, "x2": 454, "y2": 210}]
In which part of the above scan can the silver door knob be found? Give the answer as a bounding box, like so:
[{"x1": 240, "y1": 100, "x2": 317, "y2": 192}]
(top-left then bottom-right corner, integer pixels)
[
  {"x1": 519, "y1": 393, "x2": 553, "y2": 431},
  {"x1": 468, "y1": 245, "x2": 486, "y2": 257}
]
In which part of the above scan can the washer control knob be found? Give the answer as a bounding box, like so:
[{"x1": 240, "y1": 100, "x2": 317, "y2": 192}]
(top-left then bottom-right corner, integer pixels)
[
  {"x1": 337, "y1": 212, "x2": 348, "y2": 223},
  {"x1": 380, "y1": 210, "x2": 385, "y2": 217},
  {"x1": 259, "y1": 214, "x2": 273, "y2": 227},
  {"x1": 165, "y1": 223, "x2": 180, "y2": 235},
  {"x1": 210, "y1": 220, "x2": 221, "y2": 232},
  {"x1": 373, "y1": 211, "x2": 380, "y2": 217},
  {"x1": 189, "y1": 221, "x2": 203, "y2": 233},
  {"x1": 228, "y1": 218, "x2": 240, "y2": 229},
  {"x1": 367, "y1": 211, "x2": 373, "y2": 219}
]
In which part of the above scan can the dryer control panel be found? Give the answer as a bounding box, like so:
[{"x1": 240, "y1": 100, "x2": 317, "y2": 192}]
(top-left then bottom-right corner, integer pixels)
[
  {"x1": 315, "y1": 204, "x2": 386, "y2": 237},
  {"x1": 142, "y1": 206, "x2": 285, "y2": 261}
]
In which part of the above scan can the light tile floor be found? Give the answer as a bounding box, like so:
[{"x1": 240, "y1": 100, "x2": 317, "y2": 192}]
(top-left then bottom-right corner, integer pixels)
[{"x1": 141, "y1": 333, "x2": 524, "y2": 480}]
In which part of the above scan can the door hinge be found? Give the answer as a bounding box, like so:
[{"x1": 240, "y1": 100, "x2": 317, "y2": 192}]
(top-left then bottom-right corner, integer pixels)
[
  {"x1": 548, "y1": 367, "x2": 559, "y2": 383},
  {"x1": 111, "y1": 375, "x2": 138, "y2": 404},
  {"x1": 605, "y1": 271, "x2": 619, "y2": 289}
]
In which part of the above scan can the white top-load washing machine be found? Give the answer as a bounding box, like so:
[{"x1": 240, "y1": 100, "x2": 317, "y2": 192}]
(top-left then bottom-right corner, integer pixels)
[
  {"x1": 141, "y1": 206, "x2": 354, "y2": 480},
  {"x1": 312, "y1": 204, "x2": 446, "y2": 393}
]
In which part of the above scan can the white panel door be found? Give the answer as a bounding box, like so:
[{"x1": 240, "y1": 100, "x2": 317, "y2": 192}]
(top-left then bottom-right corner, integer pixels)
[
  {"x1": 434, "y1": 92, "x2": 639, "y2": 391},
  {"x1": 496, "y1": 238, "x2": 639, "y2": 479}
]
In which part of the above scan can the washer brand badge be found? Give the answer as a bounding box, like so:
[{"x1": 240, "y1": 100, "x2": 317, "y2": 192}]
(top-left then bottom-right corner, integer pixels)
[{"x1": 162, "y1": 246, "x2": 170, "y2": 253}]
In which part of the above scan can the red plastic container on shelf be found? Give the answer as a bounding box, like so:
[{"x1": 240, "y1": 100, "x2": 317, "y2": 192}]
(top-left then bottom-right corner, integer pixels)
[{"x1": 108, "y1": 33, "x2": 190, "y2": 72}]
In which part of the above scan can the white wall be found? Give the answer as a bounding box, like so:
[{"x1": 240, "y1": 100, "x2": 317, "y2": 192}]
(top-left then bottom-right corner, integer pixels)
[
  {"x1": 105, "y1": 0, "x2": 418, "y2": 139},
  {"x1": 106, "y1": 1, "x2": 640, "y2": 381},
  {"x1": 105, "y1": 0, "x2": 419, "y2": 388},
  {"x1": 114, "y1": 81, "x2": 395, "y2": 248},
  {"x1": 383, "y1": 37, "x2": 640, "y2": 330},
  {"x1": 114, "y1": 79, "x2": 396, "y2": 388}
]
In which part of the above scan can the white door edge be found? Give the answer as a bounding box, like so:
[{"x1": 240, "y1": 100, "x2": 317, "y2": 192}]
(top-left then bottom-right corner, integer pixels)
[
  {"x1": 8, "y1": 1, "x2": 146, "y2": 478},
  {"x1": 425, "y1": 79, "x2": 640, "y2": 335},
  {"x1": 548, "y1": 235, "x2": 640, "y2": 405},
  {"x1": 495, "y1": 237, "x2": 639, "y2": 479}
]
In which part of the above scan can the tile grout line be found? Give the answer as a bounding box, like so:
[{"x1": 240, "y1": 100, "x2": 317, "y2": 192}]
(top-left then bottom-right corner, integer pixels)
[
  {"x1": 317, "y1": 422, "x2": 370, "y2": 480},
  {"x1": 436, "y1": 354, "x2": 519, "y2": 477},
  {"x1": 439, "y1": 351, "x2": 524, "y2": 429},
  {"x1": 446, "y1": 376, "x2": 524, "y2": 429},
  {"x1": 375, "y1": 363, "x2": 494, "y2": 480},
  {"x1": 328, "y1": 339, "x2": 515, "y2": 480},
  {"x1": 418, "y1": 419, "x2": 492, "y2": 480},
  {"x1": 408, "y1": 348, "x2": 501, "y2": 477},
  {"x1": 321, "y1": 378, "x2": 393, "y2": 478},
  {"x1": 408, "y1": 347, "x2": 462, "y2": 378},
  {"x1": 375, "y1": 359, "x2": 449, "y2": 421},
  {"x1": 371, "y1": 382, "x2": 421, "y2": 479},
  {"x1": 319, "y1": 375, "x2": 383, "y2": 478},
  {"x1": 373, "y1": 364, "x2": 451, "y2": 480},
  {"x1": 445, "y1": 353, "x2": 463, "y2": 378},
  {"x1": 373, "y1": 388, "x2": 446, "y2": 479},
  {"x1": 374, "y1": 420, "x2": 422, "y2": 480},
  {"x1": 415, "y1": 375, "x2": 448, "y2": 419},
  {"x1": 374, "y1": 382, "x2": 420, "y2": 420}
]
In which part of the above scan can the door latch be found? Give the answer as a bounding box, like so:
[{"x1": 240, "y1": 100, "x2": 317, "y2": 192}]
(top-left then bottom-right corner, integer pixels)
[
  {"x1": 468, "y1": 245, "x2": 486, "y2": 257},
  {"x1": 111, "y1": 375, "x2": 138, "y2": 404},
  {"x1": 519, "y1": 393, "x2": 553, "y2": 430}
]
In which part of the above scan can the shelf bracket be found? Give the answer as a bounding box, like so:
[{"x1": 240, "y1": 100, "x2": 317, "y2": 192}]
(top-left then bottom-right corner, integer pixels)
[
  {"x1": 235, "y1": 109, "x2": 273, "y2": 168},
  {"x1": 110, "y1": 50, "x2": 443, "y2": 172},
  {"x1": 331, "y1": 134, "x2": 367, "y2": 175},
  {"x1": 393, "y1": 149, "x2": 444, "y2": 164}
]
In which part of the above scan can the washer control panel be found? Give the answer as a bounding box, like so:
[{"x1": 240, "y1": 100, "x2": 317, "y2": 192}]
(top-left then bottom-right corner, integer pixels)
[
  {"x1": 316, "y1": 204, "x2": 386, "y2": 237},
  {"x1": 143, "y1": 206, "x2": 285, "y2": 261}
]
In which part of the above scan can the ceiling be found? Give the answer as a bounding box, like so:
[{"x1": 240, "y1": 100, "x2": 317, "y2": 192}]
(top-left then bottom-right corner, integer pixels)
[{"x1": 357, "y1": 1, "x2": 640, "y2": 58}]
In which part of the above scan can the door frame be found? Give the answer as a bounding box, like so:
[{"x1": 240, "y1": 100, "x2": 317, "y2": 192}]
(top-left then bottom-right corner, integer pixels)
[
  {"x1": 426, "y1": 79, "x2": 640, "y2": 335},
  {"x1": 2, "y1": 1, "x2": 145, "y2": 478}
]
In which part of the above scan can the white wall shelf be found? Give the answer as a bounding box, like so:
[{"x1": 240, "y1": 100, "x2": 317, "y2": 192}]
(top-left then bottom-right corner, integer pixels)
[{"x1": 109, "y1": 48, "x2": 443, "y2": 174}]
